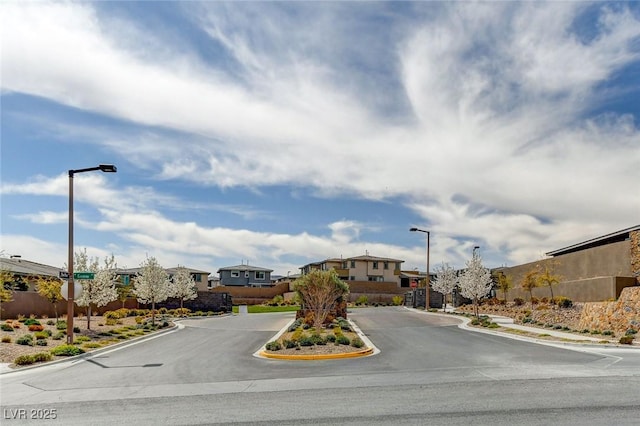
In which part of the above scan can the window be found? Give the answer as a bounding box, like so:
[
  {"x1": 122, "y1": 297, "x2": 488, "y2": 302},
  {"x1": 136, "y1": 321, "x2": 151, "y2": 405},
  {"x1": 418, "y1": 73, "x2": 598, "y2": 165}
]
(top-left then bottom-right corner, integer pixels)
[
  {"x1": 350, "y1": 276, "x2": 355, "y2": 281},
  {"x1": 231, "y1": 270, "x2": 240, "y2": 278},
  {"x1": 373, "y1": 262, "x2": 378, "y2": 269},
  {"x1": 194, "y1": 273, "x2": 202, "y2": 282},
  {"x1": 342, "y1": 261, "x2": 347, "y2": 269},
  {"x1": 245, "y1": 271, "x2": 250, "y2": 278},
  {"x1": 256, "y1": 271, "x2": 266, "y2": 280},
  {"x1": 368, "y1": 276, "x2": 384, "y2": 282},
  {"x1": 383, "y1": 262, "x2": 389, "y2": 270},
  {"x1": 350, "y1": 261, "x2": 356, "y2": 268}
]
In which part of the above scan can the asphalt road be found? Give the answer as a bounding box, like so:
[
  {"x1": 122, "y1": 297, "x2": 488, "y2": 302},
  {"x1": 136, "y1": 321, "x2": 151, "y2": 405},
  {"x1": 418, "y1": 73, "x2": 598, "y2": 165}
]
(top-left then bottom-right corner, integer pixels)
[{"x1": 1, "y1": 307, "x2": 639, "y2": 425}]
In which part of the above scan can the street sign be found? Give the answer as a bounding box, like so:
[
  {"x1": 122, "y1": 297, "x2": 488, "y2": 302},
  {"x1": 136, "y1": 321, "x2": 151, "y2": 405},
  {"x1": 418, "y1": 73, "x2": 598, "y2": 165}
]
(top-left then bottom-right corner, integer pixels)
[
  {"x1": 59, "y1": 271, "x2": 70, "y2": 279},
  {"x1": 74, "y1": 272, "x2": 95, "y2": 280}
]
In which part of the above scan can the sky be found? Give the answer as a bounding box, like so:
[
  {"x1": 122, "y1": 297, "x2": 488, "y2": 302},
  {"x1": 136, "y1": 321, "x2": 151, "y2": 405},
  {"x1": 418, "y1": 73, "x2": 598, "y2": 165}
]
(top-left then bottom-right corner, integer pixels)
[{"x1": 1, "y1": 1, "x2": 639, "y2": 277}]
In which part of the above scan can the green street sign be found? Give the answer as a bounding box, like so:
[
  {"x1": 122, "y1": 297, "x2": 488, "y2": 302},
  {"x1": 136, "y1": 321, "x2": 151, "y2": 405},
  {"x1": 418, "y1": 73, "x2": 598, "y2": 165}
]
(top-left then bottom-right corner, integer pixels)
[{"x1": 74, "y1": 272, "x2": 95, "y2": 280}]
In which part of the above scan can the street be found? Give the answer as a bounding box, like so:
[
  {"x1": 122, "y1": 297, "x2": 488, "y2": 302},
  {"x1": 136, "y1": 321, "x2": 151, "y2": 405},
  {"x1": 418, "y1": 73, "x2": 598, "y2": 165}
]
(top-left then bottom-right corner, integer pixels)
[{"x1": 1, "y1": 307, "x2": 639, "y2": 425}]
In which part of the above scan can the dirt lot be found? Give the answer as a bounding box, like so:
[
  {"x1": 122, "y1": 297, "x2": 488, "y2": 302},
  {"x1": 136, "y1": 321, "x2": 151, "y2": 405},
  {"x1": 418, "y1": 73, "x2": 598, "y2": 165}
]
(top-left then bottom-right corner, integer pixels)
[{"x1": 1, "y1": 315, "x2": 172, "y2": 367}]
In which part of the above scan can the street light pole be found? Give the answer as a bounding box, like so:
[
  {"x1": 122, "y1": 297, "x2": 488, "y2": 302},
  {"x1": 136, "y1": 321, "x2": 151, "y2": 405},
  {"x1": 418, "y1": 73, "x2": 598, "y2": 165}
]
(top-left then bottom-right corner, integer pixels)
[
  {"x1": 410, "y1": 227, "x2": 430, "y2": 309},
  {"x1": 67, "y1": 164, "x2": 117, "y2": 344}
]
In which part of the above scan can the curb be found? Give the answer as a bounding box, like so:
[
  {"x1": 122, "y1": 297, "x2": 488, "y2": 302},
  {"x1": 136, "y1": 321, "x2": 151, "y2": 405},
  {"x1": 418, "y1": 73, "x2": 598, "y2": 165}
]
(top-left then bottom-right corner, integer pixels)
[
  {"x1": 254, "y1": 317, "x2": 379, "y2": 361},
  {"x1": 0, "y1": 322, "x2": 181, "y2": 375}
]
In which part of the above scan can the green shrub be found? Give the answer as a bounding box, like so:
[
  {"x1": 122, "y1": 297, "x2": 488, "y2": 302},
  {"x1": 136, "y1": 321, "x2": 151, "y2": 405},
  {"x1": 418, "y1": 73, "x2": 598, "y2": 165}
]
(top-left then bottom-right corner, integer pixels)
[
  {"x1": 33, "y1": 352, "x2": 52, "y2": 363},
  {"x1": 555, "y1": 297, "x2": 573, "y2": 308},
  {"x1": 283, "y1": 339, "x2": 297, "y2": 349},
  {"x1": 325, "y1": 334, "x2": 336, "y2": 343},
  {"x1": 2, "y1": 336, "x2": 11, "y2": 343},
  {"x1": 625, "y1": 329, "x2": 637, "y2": 335},
  {"x1": 619, "y1": 335, "x2": 634, "y2": 345},
  {"x1": 16, "y1": 335, "x2": 34, "y2": 346},
  {"x1": 265, "y1": 341, "x2": 282, "y2": 351},
  {"x1": 298, "y1": 336, "x2": 315, "y2": 346},
  {"x1": 46, "y1": 320, "x2": 55, "y2": 326},
  {"x1": 34, "y1": 331, "x2": 49, "y2": 340},
  {"x1": 14, "y1": 355, "x2": 36, "y2": 365},
  {"x1": 1, "y1": 323, "x2": 14, "y2": 332},
  {"x1": 52, "y1": 332, "x2": 65, "y2": 340},
  {"x1": 513, "y1": 298, "x2": 524, "y2": 306},
  {"x1": 392, "y1": 295, "x2": 404, "y2": 306},
  {"x1": 351, "y1": 337, "x2": 365, "y2": 348},
  {"x1": 56, "y1": 321, "x2": 67, "y2": 330},
  {"x1": 73, "y1": 326, "x2": 80, "y2": 333},
  {"x1": 82, "y1": 342, "x2": 101, "y2": 349},
  {"x1": 336, "y1": 335, "x2": 351, "y2": 345},
  {"x1": 590, "y1": 330, "x2": 601, "y2": 335},
  {"x1": 24, "y1": 318, "x2": 41, "y2": 326},
  {"x1": 602, "y1": 330, "x2": 613, "y2": 336},
  {"x1": 74, "y1": 335, "x2": 91, "y2": 343},
  {"x1": 487, "y1": 323, "x2": 499, "y2": 329},
  {"x1": 51, "y1": 345, "x2": 85, "y2": 356},
  {"x1": 36, "y1": 339, "x2": 48, "y2": 346}
]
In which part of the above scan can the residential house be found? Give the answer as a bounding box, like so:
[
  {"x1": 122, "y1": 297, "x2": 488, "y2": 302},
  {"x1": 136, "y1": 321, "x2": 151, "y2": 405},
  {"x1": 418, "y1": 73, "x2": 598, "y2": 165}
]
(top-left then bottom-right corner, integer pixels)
[
  {"x1": 0, "y1": 256, "x2": 64, "y2": 291},
  {"x1": 217, "y1": 264, "x2": 274, "y2": 287},
  {"x1": 116, "y1": 266, "x2": 211, "y2": 292},
  {"x1": 300, "y1": 255, "x2": 404, "y2": 285}
]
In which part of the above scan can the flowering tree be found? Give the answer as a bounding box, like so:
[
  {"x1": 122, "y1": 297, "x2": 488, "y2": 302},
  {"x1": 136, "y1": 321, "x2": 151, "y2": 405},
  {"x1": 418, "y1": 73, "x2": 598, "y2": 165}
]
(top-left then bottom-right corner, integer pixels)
[
  {"x1": 459, "y1": 252, "x2": 493, "y2": 318},
  {"x1": 431, "y1": 262, "x2": 458, "y2": 310},
  {"x1": 36, "y1": 277, "x2": 63, "y2": 322},
  {"x1": 171, "y1": 266, "x2": 197, "y2": 310},
  {"x1": 134, "y1": 256, "x2": 171, "y2": 325},
  {"x1": 74, "y1": 250, "x2": 119, "y2": 329},
  {"x1": 294, "y1": 269, "x2": 349, "y2": 331}
]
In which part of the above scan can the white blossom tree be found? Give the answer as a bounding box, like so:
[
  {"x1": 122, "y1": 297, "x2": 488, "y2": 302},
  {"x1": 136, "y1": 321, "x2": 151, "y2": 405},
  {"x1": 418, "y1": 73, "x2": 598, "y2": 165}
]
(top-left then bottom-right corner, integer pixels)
[
  {"x1": 171, "y1": 266, "x2": 197, "y2": 311},
  {"x1": 74, "y1": 250, "x2": 118, "y2": 330},
  {"x1": 431, "y1": 262, "x2": 458, "y2": 310},
  {"x1": 133, "y1": 257, "x2": 171, "y2": 325},
  {"x1": 459, "y1": 252, "x2": 493, "y2": 318}
]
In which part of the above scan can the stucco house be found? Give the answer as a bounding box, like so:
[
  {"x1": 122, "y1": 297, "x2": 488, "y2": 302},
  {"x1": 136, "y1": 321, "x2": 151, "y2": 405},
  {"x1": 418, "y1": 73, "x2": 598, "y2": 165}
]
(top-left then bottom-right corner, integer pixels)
[{"x1": 217, "y1": 264, "x2": 273, "y2": 287}]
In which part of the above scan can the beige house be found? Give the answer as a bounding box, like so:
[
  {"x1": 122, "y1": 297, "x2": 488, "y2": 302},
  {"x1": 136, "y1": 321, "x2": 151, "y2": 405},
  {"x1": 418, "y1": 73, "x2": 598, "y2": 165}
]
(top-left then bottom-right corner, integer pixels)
[
  {"x1": 300, "y1": 255, "x2": 404, "y2": 285},
  {"x1": 494, "y1": 225, "x2": 640, "y2": 302}
]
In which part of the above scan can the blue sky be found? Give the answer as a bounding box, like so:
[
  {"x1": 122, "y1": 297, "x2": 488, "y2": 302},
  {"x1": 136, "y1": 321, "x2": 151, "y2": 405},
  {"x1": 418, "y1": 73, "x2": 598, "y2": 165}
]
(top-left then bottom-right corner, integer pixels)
[{"x1": 1, "y1": 1, "x2": 639, "y2": 277}]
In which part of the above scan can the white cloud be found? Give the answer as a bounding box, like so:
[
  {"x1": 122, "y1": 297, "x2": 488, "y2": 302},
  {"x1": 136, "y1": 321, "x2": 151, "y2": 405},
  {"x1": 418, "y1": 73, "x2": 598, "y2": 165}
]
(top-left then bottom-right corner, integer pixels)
[{"x1": 2, "y1": 2, "x2": 639, "y2": 271}]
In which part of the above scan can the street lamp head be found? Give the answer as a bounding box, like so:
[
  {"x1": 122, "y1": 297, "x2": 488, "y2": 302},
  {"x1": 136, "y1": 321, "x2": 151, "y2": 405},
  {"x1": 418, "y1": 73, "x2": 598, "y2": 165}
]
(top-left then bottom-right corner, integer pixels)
[
  {"x1": 409, "y1": 227, "x2": 418, "y2": 232},
  {"x1": 99, "y1": 164, "x2": 117, "y2": 173}
]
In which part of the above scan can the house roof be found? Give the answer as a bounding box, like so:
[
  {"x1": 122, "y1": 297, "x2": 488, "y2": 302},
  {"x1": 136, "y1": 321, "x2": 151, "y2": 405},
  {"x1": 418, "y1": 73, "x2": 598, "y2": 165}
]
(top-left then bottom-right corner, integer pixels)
[
  {"x1": 115, "y1": 266, "x2": 211, "y2": 275},
  {"x1": 347, "y1": 255, "x2": 404, "y2": 263},
  {"x1": 217, "y1": 264, "x2": 273, "y2": 273},
  {"x1": 0, "y1": 257, "x2": 64, "y2": 277},
  {"x1": 546, "y1": 225, "x2": 640, "y2": 257}
]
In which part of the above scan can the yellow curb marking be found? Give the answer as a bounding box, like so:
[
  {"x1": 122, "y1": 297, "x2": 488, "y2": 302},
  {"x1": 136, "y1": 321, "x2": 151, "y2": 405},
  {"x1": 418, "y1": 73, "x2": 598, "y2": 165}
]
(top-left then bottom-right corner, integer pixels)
[{"x1": 260, "y1": 347, "x2": 373, "y2": 360}]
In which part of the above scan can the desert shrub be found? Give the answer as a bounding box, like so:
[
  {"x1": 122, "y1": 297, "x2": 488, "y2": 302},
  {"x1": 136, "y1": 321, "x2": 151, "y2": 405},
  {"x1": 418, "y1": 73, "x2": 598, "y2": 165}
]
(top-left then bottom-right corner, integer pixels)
[
  {"x1": 540, "y1": 297, "x2": 549, "y2": 304},
  {"x1": 265, "y1": 341, "x2": 282, "y2": 351},
  {"x1": 310, "y1": 333, "x2": 324, "y2": 345},
  {"x1": 24, "y1": 318, "x2": 41, "y2": 326},
  {"x1": 46, "y1": 320, "x2": 55, "y2": 326},
  {"x1": 288, "y1": 319, "x2": 303, "y2": 332},
  {"x1": 355, "y1": 295, "x2": 368, "y2": 306},
  {"x1": 14, "y1": 355, "x2": 36, "y2": 365},
  {"x1": 283, "y1": 339, "x2": 297, "y2": 349},
  {"x1": 337, "y1": 318, "x2": 351, "y2": 332},
  {"x1": 351, "y1": 337, "x2": 365, "y2": 348},
  {"x1": 52, "y1": 332, "x2": 65, "y2": 340},
  {"x1": 34, "y1": 331, "x2": 49, "y2": 340},
  {"x1": 28, "y1": 324, "x2": 44, "y2": 332},
  {"x1": 336, "y1": 335, "x2": 351, "y2": 345},
  {"x1": 602, "y1": 330, "x2": 613, "y2": 336},
  {"x1": 291, "y1": 328, "x2": 304, "y2": 342},
  {"x1": 325, "y1": 334, "x2": 337, "y2": 343},
  {"x1": 487, "y1": 323, "x2": 499, "y2": 329},
  {"x1": 1, "y1": 323, "x2": 14, "y2": 332},
  {"x1": 56, "y1": 321, "x2": 67, "y2": 330},
  {"x1": 298, "y1": 336, "x2": 315, "y2": 346},
  {"x1": 625, "y1": 329, "x2": 637, "y2": 335},
  {"x1": 555, "y1": 297, "x2": 573, "y2": 308},
  {"x1": 51, "y1": 345, "x2": 85, "y2": 356},
  {"x1": 530, "y1": 297, "x2": 539, "y2": 305},
  {"x1": 12, "y1": 323, "x2": 21, "y2": 329},
  {"x1": 271, "y1": 295, "x2": 284, "y2": 306},
  {"x1": 522, "y1": 317, "x2": 533, "y2": 324},
  {"x1": 73, "y1": 326, "x2": 80, "y2": 333},
  {"x1": 590, "y1": 330, "x2": 601, "y2": 335},
  {"x1": 82, "y1": 342, "x2": 101, "y2": 349},
  {"x1": 513, "y1": 298, "x2": 524, "y2": 306},
  {"x1": 392, "y1": 296, "x2": 404, "y2": 306},
  {"x1": 2, "y1": 336, "x2": 11, "y2": 343},
  {"x1": 16, "y1": 335, "x2": 34, "y2": 346},
  {"x1": 36, "y1": 340, "x2": 48, "y2": 346},
  {"x1": 303, "y1": 311, "x2": 315, "y2": 327},
  {"x1": 74, "y1": 335, "x2": 91, "y2": 343},
  {"x1": 619, "y1": 336, "x2": 634, "y2": 345},
  {"x1": 33, "y1": 352, "x2": 52, "y2": 362}
]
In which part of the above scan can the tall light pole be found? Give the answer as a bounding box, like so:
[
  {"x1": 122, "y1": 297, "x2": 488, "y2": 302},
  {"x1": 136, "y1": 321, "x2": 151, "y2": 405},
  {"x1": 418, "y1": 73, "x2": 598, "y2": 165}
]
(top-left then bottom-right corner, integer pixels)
[
  {"x1": 410, "y1": 227, "x2": 430, "y2": 309},
  {"x1": 67, "y1": 164, "x2": 117, "y2": 344}
]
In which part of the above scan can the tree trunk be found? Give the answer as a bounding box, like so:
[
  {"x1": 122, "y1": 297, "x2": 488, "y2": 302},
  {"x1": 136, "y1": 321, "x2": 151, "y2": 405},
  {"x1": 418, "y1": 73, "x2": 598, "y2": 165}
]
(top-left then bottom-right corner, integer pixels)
[
  {"x1": 151, "y1": 300, "x2": 156, "y2": 326},
  {"x1": 549, "y1": 286, "x2": 554, "y2": 301},
  {"x1": 87, "y1": 304, "x2": 92, "y2": 330}
]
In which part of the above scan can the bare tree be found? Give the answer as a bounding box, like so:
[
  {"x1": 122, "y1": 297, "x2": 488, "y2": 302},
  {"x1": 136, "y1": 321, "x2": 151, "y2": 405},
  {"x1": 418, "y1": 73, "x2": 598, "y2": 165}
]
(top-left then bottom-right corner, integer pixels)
[
  {"x1": 294, "y1": 269, "x2": 349, "y2": 331},
  {"x1": 431, "y1": 262, "x2": 457, "y2": 310},
  {"x1": 459, "y1": 252, "x2": 492, "y2": 318}
]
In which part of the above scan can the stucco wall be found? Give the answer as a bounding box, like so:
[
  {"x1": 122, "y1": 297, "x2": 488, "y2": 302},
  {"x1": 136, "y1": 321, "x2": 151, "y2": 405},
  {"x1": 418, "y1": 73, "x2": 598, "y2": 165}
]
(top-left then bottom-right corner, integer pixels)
[{"x1": 496, "y1": 239, "x2": 635, "y2": 302}]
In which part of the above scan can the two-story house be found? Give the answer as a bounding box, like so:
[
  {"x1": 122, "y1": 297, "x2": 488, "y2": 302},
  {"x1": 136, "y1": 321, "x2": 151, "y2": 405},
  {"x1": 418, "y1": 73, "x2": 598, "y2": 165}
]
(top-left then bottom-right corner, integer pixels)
[
  {"x1": 217, "y1": 264, "x2": 273, "y2": 287},
  {"x1": 300, "y1": 255, "x2": 404, "y2": 285}
]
